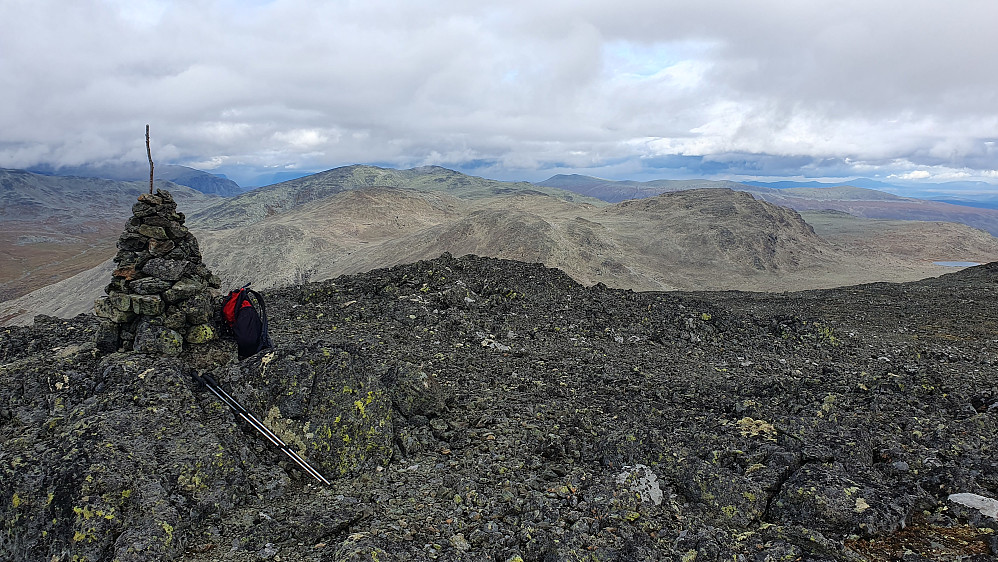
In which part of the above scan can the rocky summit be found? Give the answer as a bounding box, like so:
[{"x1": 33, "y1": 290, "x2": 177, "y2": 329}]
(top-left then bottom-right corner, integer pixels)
[{"x1": 1, "y1": 254, "x2": 997, "y2": 561}]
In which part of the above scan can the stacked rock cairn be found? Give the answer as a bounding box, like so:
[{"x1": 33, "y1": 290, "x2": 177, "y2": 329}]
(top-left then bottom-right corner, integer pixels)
[{"x1": 94, "y1": 189, "x2": 221, "y2": 354}]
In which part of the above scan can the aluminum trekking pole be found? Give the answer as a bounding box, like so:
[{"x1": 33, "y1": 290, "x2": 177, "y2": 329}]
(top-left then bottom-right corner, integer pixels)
[{"x1": 194, "y1": 371, "x2": 330, "y2": 485}]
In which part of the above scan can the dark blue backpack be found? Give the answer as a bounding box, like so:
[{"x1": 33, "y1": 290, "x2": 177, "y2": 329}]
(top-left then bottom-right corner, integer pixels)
[{"x1": 222, "y1": 286, "x2": 273, "y2": 359}]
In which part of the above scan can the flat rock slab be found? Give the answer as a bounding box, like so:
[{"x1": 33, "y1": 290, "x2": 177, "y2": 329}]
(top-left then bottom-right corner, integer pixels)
[
  {"x1": 141, "y1": 257, "x2": 190, "y2": 281},
  {"x1": 949, "y1": 493, "x2": 998, "y2": 520}
]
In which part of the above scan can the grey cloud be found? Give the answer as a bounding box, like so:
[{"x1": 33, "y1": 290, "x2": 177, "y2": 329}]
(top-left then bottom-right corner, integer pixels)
[{"x1": 0, "y1": 0, "x2": 996, "y2": 189}]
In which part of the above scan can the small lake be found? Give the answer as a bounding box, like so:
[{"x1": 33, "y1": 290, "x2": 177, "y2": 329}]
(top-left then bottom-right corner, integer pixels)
[{"x1": 933, "y1": 261, "x2": 982, "y2": 267}]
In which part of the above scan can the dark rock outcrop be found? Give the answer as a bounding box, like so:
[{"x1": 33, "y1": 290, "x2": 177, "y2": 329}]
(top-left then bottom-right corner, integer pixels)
[
  {"x1": 2, "y1": 255, "x2": 997, "y2": 561},
  {"x1": 94, "y1": 189, "x2": 220, "y2": 354},
  {"x1": 0, "y1": 318, "x2": 392, "y2": 561}
]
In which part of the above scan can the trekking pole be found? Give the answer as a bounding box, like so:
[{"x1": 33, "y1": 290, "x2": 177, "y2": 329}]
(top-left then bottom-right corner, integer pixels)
[
  {"x1": 193, "y1": 371, "x2": 330, "y2": 485},
  {"x1": 198, "y1": 372, "x2": 330, "y2": 485}
]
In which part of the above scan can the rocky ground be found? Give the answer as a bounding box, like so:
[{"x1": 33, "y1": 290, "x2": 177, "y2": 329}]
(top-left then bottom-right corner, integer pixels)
[{"x1": 1, "y1": 253, "x2": 996, "y2": 561}]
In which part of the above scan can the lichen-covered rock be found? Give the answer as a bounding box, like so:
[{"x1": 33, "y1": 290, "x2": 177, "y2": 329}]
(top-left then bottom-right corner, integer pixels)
[
  {"x1": 93, "y1": 189, "x2": 219, "y2": 353},
  {"x1": 147, "y1": 237, "x2": 175, "y2": 256},
  {"x1": 163, "y1": 276, "x2": 205, "y2": 303},
  {"x1": 162, "y1": 306, "x2": 187, "y2": 330},
  {"x1": 770, "y1": 462, "x2": 918, "y2": 538},
  {"x1": 181, "y1": 294, "x2": 214, "y2": 325},
  {"x1": 128, "y1": 277, "x2": 172, "y2": 295},
  {"x1": 141, "y1": 257, "x2": 189, "y2": 282},
  {"x1": 185, "y1": 324, "x2": 216, "y2": 344},
  {"x1": 616, "y1": 464, "x2": 664, "y2": 506},
  {"x1": 137, "y1": 224, "x2": 168, "y2": 240},
  {"x1": 93, "y1": 296, "x2": 134, "y2": 323},
  {"x1": 5, "y1": 256, "x2": 998, "y2": 561},
  {"x1": 130, "y1": 294, "x2": 164, "y2": 316},
  {"x1": 214, "y1": 345, "x2": 395, "y2": 478},
  {"x1": 132, "y1": 320, "x2": 183, "y2": 356},
  {"x1": 131, "y1": 200, "x2": 157, "y2": 218},
  {"x1": 383, "y1": 362, "x2": 449, "y2": 418},
  {"x1": 0, "y1": 318, "x2": 251, "y2": 561},
  {"x1": 106, "y1": 291, "x2": 133, "y2": 312}
]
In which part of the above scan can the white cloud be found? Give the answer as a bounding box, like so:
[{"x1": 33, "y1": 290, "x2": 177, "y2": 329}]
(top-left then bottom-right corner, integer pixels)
[
  {"x1": 272, "y1": 129, "x2": 334, "y2": 150},
  {"x1": 1, "y1": 0, "x2": 997, "y2": 188},
  {"x1": 100, "y1": 0, "x2": 168, "y2": 27},
  {"x1": 187, "y1": 156, "x2": 227, "y2": 170},
  {"x1": 889, "y1": 170, "x2": 932, "y2": 181}
]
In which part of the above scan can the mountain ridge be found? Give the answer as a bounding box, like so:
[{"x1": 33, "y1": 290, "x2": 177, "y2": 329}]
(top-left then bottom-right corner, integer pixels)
[
  {"x1": 539, "y1": 173, "x2": 998, "y2": 235},
  {"x1": 5, "y1": 185, "x2": 998, "y2": 326},
  {"x1": 3, "y1": 165, "x2": 997, "y2": 316},
  {"x1": 189, "y1": 165, "x2": 605, "y2": 230},
  {"x1": 26, "y1": 163, "x2": 244, "y2": 197}
]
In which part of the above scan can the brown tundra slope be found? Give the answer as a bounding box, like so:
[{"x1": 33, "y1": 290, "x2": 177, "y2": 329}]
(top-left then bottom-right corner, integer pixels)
[
  {"x1": 4, "y1": 181, "x2": 998, "y2": 326},
  {"x1": 0, "y1": 169, "x2": 217, "y2": 301}
]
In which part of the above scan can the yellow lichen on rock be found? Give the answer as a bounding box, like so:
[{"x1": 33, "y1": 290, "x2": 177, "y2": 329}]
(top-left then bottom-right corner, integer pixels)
[
  {"x1": 736, "y1": 417, "x2": 777, "y2": 440},
  {"x1": 184, "y1": 324, "x2": 216, "y2": 344}
]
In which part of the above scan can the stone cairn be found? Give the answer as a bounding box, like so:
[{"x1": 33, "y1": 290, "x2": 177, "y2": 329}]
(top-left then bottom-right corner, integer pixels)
[{"x1": 94, "y1": 189, "x2": 220, "y2": 354}]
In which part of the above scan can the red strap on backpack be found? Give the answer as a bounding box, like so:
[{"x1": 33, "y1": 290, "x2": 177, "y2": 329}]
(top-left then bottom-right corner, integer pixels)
[{"x1": 222, "y1": 288, "x2": 252, "y2": 327}]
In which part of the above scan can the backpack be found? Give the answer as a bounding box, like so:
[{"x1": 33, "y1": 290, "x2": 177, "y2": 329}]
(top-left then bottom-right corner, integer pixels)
[{"x1": 222, "y1": 285, "x2": 273, "y2": 359}]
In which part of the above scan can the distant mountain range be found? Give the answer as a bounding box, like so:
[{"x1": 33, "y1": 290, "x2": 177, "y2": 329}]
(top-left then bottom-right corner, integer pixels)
[
  {"x1": 928, "y1": 197, "x2": 998, "y2": 210},
  {"x1": 188, "y1": 164, "x2": 604, "y2": 230},
  {"x1": 4, "y1": 164, "x2": 998, "y2": 325},
  {"x1": 744, "y1": 178, "x2": 998, "y2": 209},
  {"x1": 0, "y1": 168, "x2": 219, "y2": 301},
  {"x1": 537, "y1": 175, "x2": 998, "y2": 236},
  {"x1": 535, "y1": 174, "x2": 744, "y2": 203},
  {"x1": 26, "y1": 163, "x2": 244, "y2": 197}
]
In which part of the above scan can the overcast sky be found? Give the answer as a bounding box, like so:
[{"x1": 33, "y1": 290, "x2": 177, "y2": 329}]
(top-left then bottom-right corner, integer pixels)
[{"x1": 1, "y1": 0, "x2": 996, "y2": 191}]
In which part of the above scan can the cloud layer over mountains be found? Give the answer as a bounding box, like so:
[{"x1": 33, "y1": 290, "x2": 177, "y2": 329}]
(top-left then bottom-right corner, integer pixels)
[{"x1": 2, "y1": 1, "x2": 997, "y2": 187}]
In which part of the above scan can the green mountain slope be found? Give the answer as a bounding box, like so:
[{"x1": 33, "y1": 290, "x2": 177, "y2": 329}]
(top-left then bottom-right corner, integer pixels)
[{"x1": 190, "y1": 165, "x2": 606, "y2": 230}]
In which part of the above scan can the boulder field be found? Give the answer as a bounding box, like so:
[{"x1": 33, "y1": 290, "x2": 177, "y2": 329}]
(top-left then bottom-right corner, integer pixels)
[{"x1": 1, "y1": 254, "x2": 996, "y2": 561}]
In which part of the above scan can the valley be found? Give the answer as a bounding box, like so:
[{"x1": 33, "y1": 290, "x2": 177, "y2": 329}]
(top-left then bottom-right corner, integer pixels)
[
  {"x1": 0, "y1": 169, "x2": 219, "y2": 303},
  {"x1": 2, "y1": 165, "x2": 997, "y2": 326}
]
